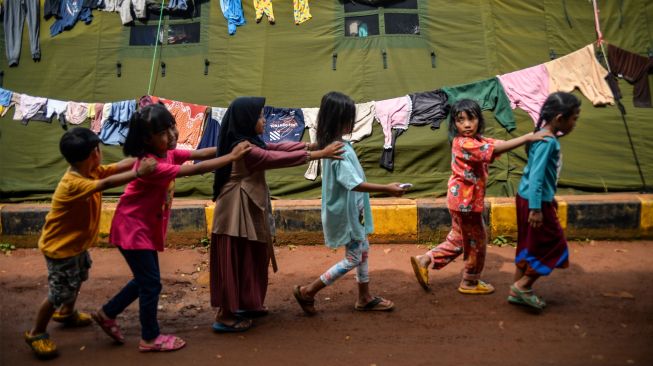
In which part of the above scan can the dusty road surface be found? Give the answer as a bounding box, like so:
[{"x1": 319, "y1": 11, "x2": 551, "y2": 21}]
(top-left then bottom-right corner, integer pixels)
[{"x1": 1, "y1": 241, "x2": 652, "y2": 366}]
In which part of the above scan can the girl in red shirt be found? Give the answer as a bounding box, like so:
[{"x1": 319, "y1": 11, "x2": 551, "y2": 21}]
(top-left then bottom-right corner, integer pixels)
[{"x1": 410, "y1": 99, "x2": 551, "y2": 295}]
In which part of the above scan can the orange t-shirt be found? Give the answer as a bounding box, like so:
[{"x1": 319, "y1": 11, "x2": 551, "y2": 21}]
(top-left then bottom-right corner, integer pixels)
[{"x1": 38, "y1": 164, "x2": 117, "y2": 259}]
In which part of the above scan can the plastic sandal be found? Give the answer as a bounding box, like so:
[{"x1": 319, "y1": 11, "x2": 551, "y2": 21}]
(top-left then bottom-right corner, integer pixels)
[
  {"x1": 510, "y1": 285, "x2": 545, "y2": 310},
  {"x1": 410, "y1": 256, "x2": 430, "y2": 291},
  {"x1": 91, "y1": 312, "x2": 125, "y2": 343},
  {"x1": 24, "y1": 331, "x2": 58, "y2": 359},
  {"x1": 212, "y1": 317, "x2": 253, "y2": 333},
  {"x1": 52, "y1": 310, "x2": 92, "y2": 327},
  {"x1": 293, "y1": 285, "x2": 317, "y2": 316},
  {"x1": 354, "y1": 296, "x2": 395, "y2": 312},
  {"x1": 458, "y1": 280, "x2": 495, "y2": 295},
  {"x1": 138, "y1": 334, "x2": 186, "y2": 352},
  {"x1": 508, "y1": 294, "x2": 547, "y2": 308}
]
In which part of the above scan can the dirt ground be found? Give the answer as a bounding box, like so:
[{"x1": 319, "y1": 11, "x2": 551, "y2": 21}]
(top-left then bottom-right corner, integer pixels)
[{"x1": 1, "y1": 241, "x2": 652, "y2": 366}]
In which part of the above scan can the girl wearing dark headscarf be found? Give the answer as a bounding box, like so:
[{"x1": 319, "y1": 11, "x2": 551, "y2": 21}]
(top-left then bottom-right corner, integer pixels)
[{"x1": 210, "y1": 97, "x2": 343, "y2": 332}]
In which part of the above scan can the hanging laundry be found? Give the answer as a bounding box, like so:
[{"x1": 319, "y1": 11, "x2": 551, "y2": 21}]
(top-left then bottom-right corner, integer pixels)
[
  {"x1": 118, "y1": 0, "x2": 147, "y2": 25},
  {"x1": 293, "y1": 0, "x2": 311, "y2": 25},
  {"x1": 66, "y1": 102, "x2": 89, "y2": 125},
  {"x1": 220, "y1": 0, "x2": 246, "y2": 35},
  {"x1": 302, "y1": 101, "x2": 375, "y2": 180},
  {"x1": 90, "y1": 103, "x2": 105, "y2": 133},
  {"x1": 498, "y1": 64, "x2": 550, "y2": 125},
  {"x1": 408, "y1": 89, "x2": 449, "y2": 129},
  {"x1": 261, "y1": 106, "x2": 305, "y2": 144},
  {"x1": 50, "y1": 0, "x2": 93, "y2": 37},
  {"x1": 46, "y1": 99, "x2": 69, "y2": 130},
  {"x1": 150, "y1": 96, "x2": 209, "y2": 150},
  {"x1": 99, "y1": 0, "x2": 118, "y2": 12},
  {"x1": 0, "y1": 88, "x2": 13, "y2": 107},
  {"x1": 44, "y1": 0, "x2": 62, "y2": 19},
  {"x1": 254, "y1": 0, "x2": 275, "y2": 24},
  {"x1": 375, "y1": 96, "x2": 411, "y2": 171},
  {"x1": 13, "y1": 94, "x2": 47, "y2": 121},
  {"x1": 442, "y1": 77, "x2": 516, "y2": 132},
  {"x1": 167, "y1": 0, "x2": 188, "y2": 11},
  {"x1": 196, "y1": 107, "x2": 226, "y2": 150},
  {"x1": 4, "y1": 0, "x2": 41, "y2": 66},
  {"x1": 544, "y1": 44, "x2": 614, "y2": 106},
  {"x1": 99, "y1": 100, "x2": 136, "y2": 145},
  {"x1": 607, "y1": 44, "x2": 653, "y2": 108}
]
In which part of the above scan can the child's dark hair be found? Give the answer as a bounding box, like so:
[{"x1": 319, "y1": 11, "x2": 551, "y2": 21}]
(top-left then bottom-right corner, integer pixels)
[
  {"x1": 525, "y1": 92, "x2": 581, "y2": 154},
  {"x1": 447, "y1": 99, "x2": 485, "y2": 143},
  {"x1": 316, "y1": 91, "x2": 356, "y2": 149},
  {"x1": 123, "y1": 103, "x2": 176, "y2": 157},
  {"x1": 59, "y1": 127, "x2": 102, "y2": 164}
]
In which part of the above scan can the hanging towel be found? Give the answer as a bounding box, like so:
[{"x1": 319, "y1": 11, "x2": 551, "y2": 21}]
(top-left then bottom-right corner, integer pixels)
[
  {"x1": 544, "y1": 44, "x2": 614, "y2": 106},
  {"x1": 150, "y1": 96, "x2": 209, "y2": 150},
  {"x1": 442, "y1": 77, "x2": 516, "y2": 132},
  {"x1": 498, "y1": 64, "x2": 550, "y2": 125},
  {"x1": 262, "y1": 106, "x2": 305, "y2": 144},
  {"x1": 607, "y1": 44, "x2": 653, "y2": 108},
  {"x1": 408, "y1": 89, "x2": 449, "y2": 129},
  {"x1": 220, "y1": 0, "x2": 246, "y2": 35}
]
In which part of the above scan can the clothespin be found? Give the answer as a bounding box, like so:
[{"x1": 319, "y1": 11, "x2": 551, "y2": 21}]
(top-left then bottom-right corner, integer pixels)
[
  {"x1": 161, "y1": 62, "x2": 166, "y2": 77},
  {"x1": 204, "y1": 59, "x2": 210, "y2": 75},
  {"x1": 332, "y1": 52, "x2": 337, "y2": 71},
  {"x1": 549, "y1": 49, "x2": 557, "y2": 60},
  {"x1": 116, "y1": 61, "x2": 122, "y2": 77},
  {"x1": 430, "y1": 50, "x2": 436, "y2": 68}
]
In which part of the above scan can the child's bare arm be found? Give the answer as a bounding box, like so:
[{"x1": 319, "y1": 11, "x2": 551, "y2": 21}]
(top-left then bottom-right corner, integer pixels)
[
  {"x1": 493, "y1": 130, "x2": 553, "y2": 155},
  {"x1": 113, "y1": 157, "x2": 137, "y2": 173},
  {"x1": 177, "y1": 142, "x2": 251, "y2": 177},
  {"x1": 188, "y1": 147, "x2": 217, "y2": 161},
  {"x1": 94, "y1": 158, "x2": 157, "y2": 192},
  {"x1": 353, "y1": 182, "x2": 406, "y2": 197}
]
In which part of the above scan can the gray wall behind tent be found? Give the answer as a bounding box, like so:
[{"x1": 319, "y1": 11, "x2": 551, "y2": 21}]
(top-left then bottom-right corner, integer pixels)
[{"x1": 1, "y1": 0, "x2": 652, "y2": 201}]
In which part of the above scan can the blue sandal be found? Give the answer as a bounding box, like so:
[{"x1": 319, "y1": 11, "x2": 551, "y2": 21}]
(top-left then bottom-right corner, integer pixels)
[
  {"x1": 510, "y1": 285, "x2": 545, "y2": 311},
  {"x1": 212, "y1": 317, "x2": 252, "y2": 333}
]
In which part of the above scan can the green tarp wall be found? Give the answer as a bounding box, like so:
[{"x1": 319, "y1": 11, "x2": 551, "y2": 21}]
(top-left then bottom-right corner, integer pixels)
[{"x1": 1, "y1": 0, "x2": 652, "y2": 201}]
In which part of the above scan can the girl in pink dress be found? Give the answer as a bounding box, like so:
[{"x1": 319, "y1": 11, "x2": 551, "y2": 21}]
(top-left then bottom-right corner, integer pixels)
[{"x1": 93, "y1": 104, "x2": 251, "y2": 352}]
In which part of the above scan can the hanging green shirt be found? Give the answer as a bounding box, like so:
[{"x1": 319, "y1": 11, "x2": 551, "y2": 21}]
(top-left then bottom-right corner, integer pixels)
[{"x1": 442, "y1": 77, "x2": 516, "y2": 132}]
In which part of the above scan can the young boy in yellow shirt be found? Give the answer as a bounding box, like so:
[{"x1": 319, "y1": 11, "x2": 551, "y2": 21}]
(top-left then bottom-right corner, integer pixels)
[{"x1": 25, "y1": 127, "x2": 157, "y2": 358}]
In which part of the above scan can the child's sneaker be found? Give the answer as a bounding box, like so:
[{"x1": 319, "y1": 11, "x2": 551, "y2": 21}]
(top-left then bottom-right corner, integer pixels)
[
  {"x1": 24, "y1": 331, "x2": 58, "y2": 359},
  {"x1": 52, "y1": 310, "x2": 93, "y2": 327}
]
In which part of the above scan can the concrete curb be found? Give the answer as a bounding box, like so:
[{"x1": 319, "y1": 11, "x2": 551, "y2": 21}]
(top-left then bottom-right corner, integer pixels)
[{"x1": 1, "y1": 194, "x2": 651, "y2": 247}]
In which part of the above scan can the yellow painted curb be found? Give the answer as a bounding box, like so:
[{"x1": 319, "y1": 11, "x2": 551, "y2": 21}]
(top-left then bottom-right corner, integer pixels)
[
  {"x1": 99, "y1": 207, "x2": 116, "y2": 237},
  {"x1": 489, "y1": 199, "x2": 516, "y2": 238},
  {"x1": 638, "y1": 196, "x2": 653, "y2": 231},
  {"x1": 370, "y1": 204, "x2": 417, "y2": 235},
  {"x1": 205, "y1": 205, "x2": 214, "y2": 234},
  {"x1": 556, "y1": 199, "x2": 568, "y2": 230}
]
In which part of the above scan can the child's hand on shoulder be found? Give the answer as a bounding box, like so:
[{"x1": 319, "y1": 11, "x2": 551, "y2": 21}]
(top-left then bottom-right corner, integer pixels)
[
  {"x1": 321, "y1": 141, "x2": 345, "y2": 160},
  {"x1": 231, "y1": 141, "x2": 253, "y2": 160},
  {"x1": 137, "y1": 158, "x2": 157, "y2": 177},
  {"x1": 387, "y1": 182, "x2": 406, "y2": 197},
  {"x1": 530, "y1": 129, "x2": 554, "y2": 141}
]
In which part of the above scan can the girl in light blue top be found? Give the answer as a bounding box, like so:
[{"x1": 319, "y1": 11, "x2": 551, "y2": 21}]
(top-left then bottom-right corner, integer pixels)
[
  {"x1": 511, "y1": 92, "x2": 581, "y2": 311},
  {"x1": 293, "y1": 92, "x2": 406, "y2": 315}
]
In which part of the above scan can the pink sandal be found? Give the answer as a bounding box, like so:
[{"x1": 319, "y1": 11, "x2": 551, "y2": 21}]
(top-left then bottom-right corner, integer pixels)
[
  {"x1": 138, "y1": 334, "x2": 186, "y2": 352},
  {"x1": 91, "y1": 312, "x2": 125, "y2": 344}
]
